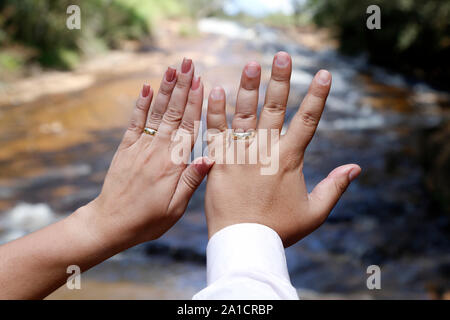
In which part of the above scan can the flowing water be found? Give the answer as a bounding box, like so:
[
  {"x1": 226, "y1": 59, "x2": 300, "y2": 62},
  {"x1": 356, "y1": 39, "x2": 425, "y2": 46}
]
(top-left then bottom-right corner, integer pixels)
[{"x1": 0, "y1": 19, "x2": 449, "y2": 299}]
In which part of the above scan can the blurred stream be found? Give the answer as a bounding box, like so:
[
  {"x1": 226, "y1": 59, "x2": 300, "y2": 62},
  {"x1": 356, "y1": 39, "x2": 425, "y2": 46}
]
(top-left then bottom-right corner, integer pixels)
[{"x1": 0, "y1": 18, "x2": 449, "y2": 299}]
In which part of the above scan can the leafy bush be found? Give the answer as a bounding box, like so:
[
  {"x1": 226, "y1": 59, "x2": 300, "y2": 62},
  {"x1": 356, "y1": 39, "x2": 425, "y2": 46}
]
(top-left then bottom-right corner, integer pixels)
[
  {"x1": 308, "y1": 0, "x2": 450, "y2": 88},
  {"x1": 0, "y1": 52, "x2": 23, "y2": 72},
  {"x1": 0, "y1": 0, "x2": 185, "y2": 69}
]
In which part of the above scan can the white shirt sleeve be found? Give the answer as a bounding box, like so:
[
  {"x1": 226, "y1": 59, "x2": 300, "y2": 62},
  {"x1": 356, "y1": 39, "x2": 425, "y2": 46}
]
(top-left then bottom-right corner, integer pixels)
[{"x1": 193, "y1": 223, "x2": 299, "y2": 300}]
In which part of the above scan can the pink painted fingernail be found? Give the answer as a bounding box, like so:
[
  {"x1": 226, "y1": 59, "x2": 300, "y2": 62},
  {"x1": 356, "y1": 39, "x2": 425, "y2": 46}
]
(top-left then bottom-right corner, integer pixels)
[
  {"x1": 181, "y1": 58, "x2": 192, "y2": 74},
  {"x1": 275, "y1": 51, "x2": 290, "y2": 67},
  {"x1": 165, "y1": 67, "x2": 176, "y2": 82},
  {"x1": 210, "y1": 86, "x2": 224, "y2": 100},
  {"x1": 194, "y1": 157, "x2": 215, "y2": 175},
  {"x1": 316, "y1": 70, "x2": 331, "y2": 85},
  {"x1": 142, "y1": 84, "x2": 150, "y2": 97},
  {"x1": 191, "y1": 76, "x2": 201, "y2": 90},
  {"x1": 245, "y1": 62, "x2": 260, "y2": 78}
]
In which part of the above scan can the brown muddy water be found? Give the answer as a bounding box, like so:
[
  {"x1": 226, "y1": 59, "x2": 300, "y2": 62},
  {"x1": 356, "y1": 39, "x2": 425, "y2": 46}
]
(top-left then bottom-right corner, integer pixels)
[{"x1": 0, "y1": 19, "x2": 449, "y2": 299}]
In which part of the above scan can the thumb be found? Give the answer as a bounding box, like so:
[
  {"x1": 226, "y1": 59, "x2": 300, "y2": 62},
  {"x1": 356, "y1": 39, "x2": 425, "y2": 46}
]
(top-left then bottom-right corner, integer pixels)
[
  {"x1": 308, "y1": 164, "x2": 361, "y2": 220},
  {"x1": 167, "y1": 157, "x2": 215, "y2": 217}
]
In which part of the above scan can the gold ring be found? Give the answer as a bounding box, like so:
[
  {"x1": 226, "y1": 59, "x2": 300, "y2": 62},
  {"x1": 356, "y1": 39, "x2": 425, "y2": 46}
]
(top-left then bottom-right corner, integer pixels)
[
  {"x1": 144, "y1": 127, "x2": 157, "y2": 136},
  {"x1": 231, "y1": 130, "x2": 255, "y2": 140}
]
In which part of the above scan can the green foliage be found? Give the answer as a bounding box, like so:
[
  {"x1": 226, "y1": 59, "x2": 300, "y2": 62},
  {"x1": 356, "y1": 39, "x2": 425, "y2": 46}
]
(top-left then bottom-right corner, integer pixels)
[
  {"x1": 0, "y1": 0, "x2": 186, "y2": 70},
  {"x1": 307, "y1": 0, "x2": 450, "y2": 87},
  {"x1": 261, "y1": 13, "x2": 296, "y2": 27},
  {"x1": 178, "y1": 22, "x2": 199, "y2": 38},
  {"x1": 39, "y1": 48, "x2": 80, "y2": 69},
  {"x1": 0, "y1": 53, "x2": 23, "y2": 71}
]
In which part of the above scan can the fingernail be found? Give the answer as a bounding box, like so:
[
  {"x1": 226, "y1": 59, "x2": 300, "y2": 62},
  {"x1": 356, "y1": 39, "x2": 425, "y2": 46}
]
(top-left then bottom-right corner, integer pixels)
[
  {"x1": 142, "y1": 84, "x2": 150, "y2": 98},
  {"x1": 203, "y1": 157, "x2": 215, "y2": 166},
  {"x1": 245, "y1": 62, "x2": 260, "y2": 78},
  {"x1": 165, "y1": 67, "x2": 176, "y2": 82},
  {"x1": 191, "y1": 76, "x2": 201, "y2": 90},
  {"x1": 348, "y1": 168, "x2": 360, "y2": 182},
  {"x1": 316, "y1": 70, "x2": 331, "y2": 85},
  {"x1": 194, "y1": 157, "x2": 215, "y2": 175},
  {"x1": 210, "y1": 86, "x2": 224, "y2": 101},
  {"x1": 275, "y1": 52, "x2": 290, "y2": 67},
  {"x1": 181, "y1": 58, "x2": 192, "y2": 74}
]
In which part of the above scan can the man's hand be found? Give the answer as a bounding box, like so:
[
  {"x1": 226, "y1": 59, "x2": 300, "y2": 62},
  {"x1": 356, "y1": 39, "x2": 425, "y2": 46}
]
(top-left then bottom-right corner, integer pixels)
[{"x1": 204, "y1": 52, "x2": 361, "y2": 247}]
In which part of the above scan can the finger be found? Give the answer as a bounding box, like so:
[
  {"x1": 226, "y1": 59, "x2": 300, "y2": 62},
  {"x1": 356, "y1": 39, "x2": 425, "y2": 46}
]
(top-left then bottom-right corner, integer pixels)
[
  {"x1": 156, "y1": 58, "x2": 194, "y2": 139},
  {"x1": 167, "y1": 157, "x2": 215, "y2": 218},
  {"x1": 232, "y1": 61, "x2": 261, "y2": 131},
  {"x1": 207, "y1": 86, "x2": 228, "y2": 131},
  {"x1": 258, "y1": 51, "x2": 292, "y2": 130},
  {"x1": 174, "y1": 76, "x2": 203, "y2": 150},
  {"x1": 120, "y1": 84, "x2": 153, "y2": 149},
  {"x1": 308, "y1": 164, "x2": 361, "y2": 221},
  {"x1": 146, "y1": 67, "x2": 177, "y2": 132},
  {"x1": 206, "y1": 87, "x2": 227, "y2": 163},
  {"x1": 284, "y1": 70, "x2": 331, "y2": 154}
]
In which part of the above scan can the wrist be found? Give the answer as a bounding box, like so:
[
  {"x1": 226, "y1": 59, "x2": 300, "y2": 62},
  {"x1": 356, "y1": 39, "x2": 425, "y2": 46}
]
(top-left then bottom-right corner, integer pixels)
[
  {"x1": 67, "y1": 201, "x2": 125, "y2": 265},
  {"x1": 207, "y1": 215, "x2": 271, "y2": 239}
]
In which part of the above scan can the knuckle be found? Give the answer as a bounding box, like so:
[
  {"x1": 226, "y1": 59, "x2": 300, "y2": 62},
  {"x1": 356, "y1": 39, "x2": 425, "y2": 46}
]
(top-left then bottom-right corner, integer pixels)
[
  {"x1": 242, "y1": 85, "x2": 258, "y2": 92},
  {"x1": 187, "y1": 94, "x2": 200, "y2": 106},
  {"x1": 159, "y1": 84, "x2": 173, "y2": 97},
  {"x1": 300, "y1": 111, "x2": 319, "y2": 128},
  {"x1": 182, "y1": 171, "x2": 199, "y2": 190},
  {"x1": 175, "y1": 80, "x2": 190, "y2": 90},
  {"x1": 135, "y1": 99, "x2": 148, "y2": 111},
  {"x1": 128, "y1": 118, "x2": 143, "y2": 132},
  {"x1": 164, "y1": 107, "x2": 184, "y2": 124},
  {"x1": 148, "y1": 112, "x2": 163, "y2": 124},
  {"x1": 282, "y1": 150, "x2": 301, "y2": 170},
  {"x1": 242, "y1": 82, "x2": 259, "y2": 91},
  {"x1": 271, "y1": 74, "x2": 290, "y2": 83},
  {"x1": 264, "y1": 100, "x2": 286, "y2": 113},
  {"x1": 309, "y1": 85, "x2": 328, "y2": 99},
  {"x1": 235, "y1": 112, "x2": 257, "y2": 121},
  {"x1": 179, "y1": 120, "x2": 195, "y2": 133}
]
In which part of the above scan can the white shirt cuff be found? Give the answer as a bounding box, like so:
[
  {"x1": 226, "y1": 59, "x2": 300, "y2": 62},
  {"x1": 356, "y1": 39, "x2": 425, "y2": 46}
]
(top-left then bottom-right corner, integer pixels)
[
  {"x1": 193, "y1": 223, "x2": 298, "y2": 299},
  {"x1": 206, "y1": 223, "x2": 291, "y2": 285}
]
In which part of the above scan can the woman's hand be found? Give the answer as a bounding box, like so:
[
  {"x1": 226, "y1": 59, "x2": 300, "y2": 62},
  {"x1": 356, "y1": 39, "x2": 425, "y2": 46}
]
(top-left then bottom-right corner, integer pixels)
[
  {"x1": 0, "y1": 59, "x2": 213, "y2": 299},
  {"x1": 204, "y1": 52, "x2": 361, "y2": 247},
  {"x1": 79, "y1": 58, "x2": 213, "y2": 249}
]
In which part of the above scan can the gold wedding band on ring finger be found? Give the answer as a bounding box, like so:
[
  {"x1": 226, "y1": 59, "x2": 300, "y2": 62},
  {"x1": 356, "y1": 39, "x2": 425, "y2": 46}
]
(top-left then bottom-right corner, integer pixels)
[{"x1": 143, "y1": 127, "x2": 157, "y2": 136}]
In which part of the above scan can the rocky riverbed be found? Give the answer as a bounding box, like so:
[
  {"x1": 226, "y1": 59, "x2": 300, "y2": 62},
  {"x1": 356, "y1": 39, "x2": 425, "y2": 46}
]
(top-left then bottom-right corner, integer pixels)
[{"x1": 0, "y1": 18, "x2": 449, "y2": 299}]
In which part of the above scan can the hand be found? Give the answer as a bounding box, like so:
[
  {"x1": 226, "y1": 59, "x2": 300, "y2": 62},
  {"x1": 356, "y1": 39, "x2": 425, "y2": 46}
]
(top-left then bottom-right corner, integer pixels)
[
  {"x1": 204, "y1": 52, "x2": 361, "y2": 247},
  {"x1": 0, "y1": 59, "x2": 215, "y2": 300},
  {"x1": 79, "y1": 58, "x2": 213, "y2": 249}
]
